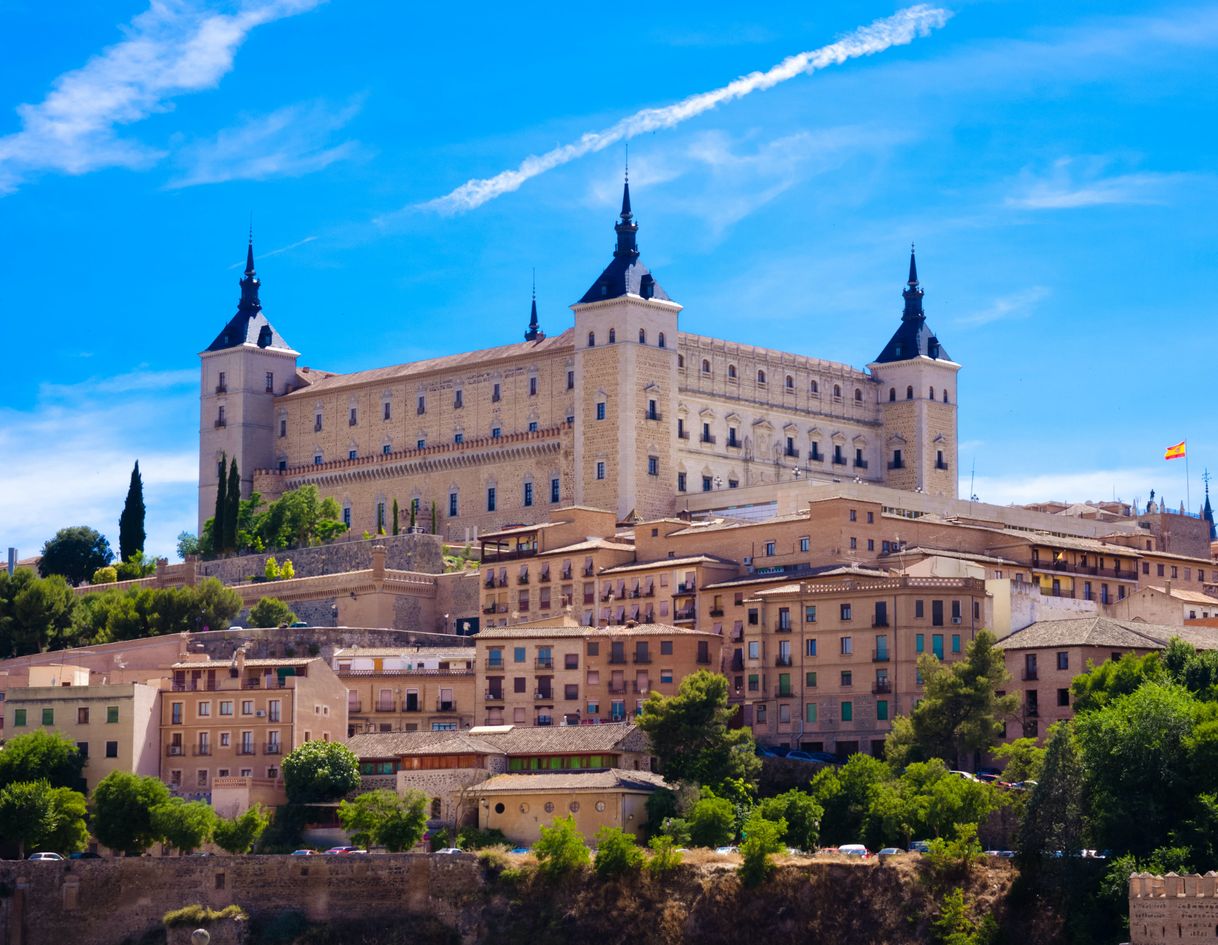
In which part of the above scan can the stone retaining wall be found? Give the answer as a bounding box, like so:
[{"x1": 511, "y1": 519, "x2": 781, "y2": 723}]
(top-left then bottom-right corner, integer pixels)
[
  {"x1": 1129, "y1": 872, "x2": 1218, "y2": 944},
  {"x1": 199, "y1": 532, "x2": 444, "y2": 584}
]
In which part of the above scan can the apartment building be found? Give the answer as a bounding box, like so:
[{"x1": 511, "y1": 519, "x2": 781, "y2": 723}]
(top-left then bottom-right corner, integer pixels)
[
  {"x1": 474, "y1": 623, "x2": 720, "y2": 726},
  {"x1": 333, "y1": 646, "x2": 476, "y2": 736},
  {"x1": 995, "y1": 617, "x2": 1218, "y2": 739},
  {"x1": 162, "y1": 652, "x2": 347, "y2": 796},
  {"x1": 741, "y1": 575, "x2": 991, "y2": 756},
  {"x1": 2, "y1": 667, "x2": 161, "y2": 791}
]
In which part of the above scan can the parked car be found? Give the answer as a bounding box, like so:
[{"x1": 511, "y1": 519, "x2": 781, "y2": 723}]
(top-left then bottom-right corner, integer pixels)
[
  {"x1": 909, "y1": 840, "x2": 931, "y2": 853},
  {"x1": 323, "y1": 846, "x2": 366, "y2": 855},
  {"x1": 291, "y1": 849, "x2": 319, "y2": 856},
  {"x1": 69, "y1": 851, "x2": 101, "y2": 860},
  {"x1": 290, "y1": 621, "x2": 310, "y2": 628},
  {"x1": 976, "y1": 773, "x2": 1003, "y2": 785},
  {"x1": 28, "y1": 852, "x2": 64, "y2": 861},
  {"x1": 838, "y1": 844, "x2": 871, "y2": 857},
  {"x1": 985, "y1": 850, "x2": 1017, "y2": 858},
  {"x1": 948, "y1": 770, "x2": 979, "y2": 781},
  {"x1": 755, "y1": 745, "x2": 788, "y2": 758},
  {"x1": 877, "y1": 847, "x2": 905, "y2": 856},
  {"x1": 435, "y1": 848, "x2": 464, "y2": 855},
  {"x1": 713, "y1": 846, "x2": 739, "y2": 855}
]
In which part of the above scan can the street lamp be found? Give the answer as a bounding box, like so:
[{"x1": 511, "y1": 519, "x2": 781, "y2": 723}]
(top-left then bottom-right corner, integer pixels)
[
  {"x1": 713, "y1": 476, "x2": 723, "y2": 490},
  {"x1": 191, "y1": 930, "x2": 210, "y2": 945}
]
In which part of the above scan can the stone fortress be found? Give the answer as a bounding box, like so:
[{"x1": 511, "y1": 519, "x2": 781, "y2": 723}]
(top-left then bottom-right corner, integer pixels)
[{"x1": 199, "y1": 177, "x2": 959, "y2": 539}]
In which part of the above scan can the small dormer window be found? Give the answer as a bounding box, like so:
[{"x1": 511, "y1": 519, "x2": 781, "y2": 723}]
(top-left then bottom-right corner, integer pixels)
[
  {"x1": 258, "y1": 325, "x2": 273, "y2": 347},
  {"x1": 640, "y1": 274, "x2": 655, "y2": 299}
]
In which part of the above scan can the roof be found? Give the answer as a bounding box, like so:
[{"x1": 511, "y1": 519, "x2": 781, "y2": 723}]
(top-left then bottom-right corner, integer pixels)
[
  {"x1": 872, "y1": 250, "x2": 952, "y2": 365},
  {"x1": 709, "y1": 563, "x2": 890, "y2": 594},
  {"x1": 475, "y1": 622, "x2": 715, "y2": 640},
  {"x1": 1145, "y1": 586, "x2": 1218, "y2": 605},
  {"x1": 332, "y1": 647, "x2": 476, "y2": 660},
  {"x1": 282, "y1": 329, "x2": 574, "y2": 397},
  {"x1": 346, "y1": 722, "x2": 649, "y2": 759},
  {"x1": 983, "y1": 530, "x2": 1143, "y2": 558},
  {"x1": 469, "y1": 769, "x2": 670, "y2": 794},
  {"x1": 881, "y1": 546, "x2": 1021, "y2": 567},
  {"x1": 577, "y1": 181, "x2": 671, "y2": 305},
  {"x1": 598, "y1": 554, "x2": 738, "y2": 575},
  {"x1": 204, "y1": 242, "x2": 295, "y2": 354},
  {"x1": 995, "y1": 616, "x2": 1218, "y2": 652},
  {"x1": 170, "y1": 657, "x2": 318, "y2": 669}
]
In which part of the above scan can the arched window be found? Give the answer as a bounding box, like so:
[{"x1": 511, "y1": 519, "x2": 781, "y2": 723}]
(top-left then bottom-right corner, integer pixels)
[
  {"x1": 929, "y1": 386, "x2": 935, "y2": 400},
  {"x1": 757, "y1": 370, "x2": 767, "y2": 386},
  {"x1": 833, "y1": 384, "x2": 841, "y2": 399},
  {"x1": 639, "y1": 328, "x2": 646, "y2": 344},
  {"x1": 701, "y1": 359, "x2": 711, "y2": 374},
  {"x1": 889, "y1": 388, "x2": 896, "y2": 402},
  {"x1": 728, "y1": 364, "x2": 737, "y2": 379},
  {"x1": 430, "y1": 797, "x2": 442, "y2": 818},
  {"x1": 943, "y1": 389, "x2": 949, "y2": 404},
  {"x1": 785, "y1": 375, "x2": 794, "y2": 390},
  {"x1": 608, "y1": 328, "x2": 616, "y2": 344},
  {"x1": 588, "y1": 331, "x2": 596, "y2": 347},
  {"x1": 658, "y1": 332, "x2": 666, "y2": 348},
  {"x1": 906, "y1": 385, "x2": 914, "y2": 400},
  {"x1": 810, "y1": 380, "x2": 819, "y2": 394},
  {"x1": 854, "y1": 388, "x2": 863, "y2": 402}
]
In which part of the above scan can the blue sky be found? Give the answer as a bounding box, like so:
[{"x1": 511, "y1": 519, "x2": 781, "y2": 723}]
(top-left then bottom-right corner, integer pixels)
[{"x1": 2, "y1": 0, "x2": 1216, "y2": 561}]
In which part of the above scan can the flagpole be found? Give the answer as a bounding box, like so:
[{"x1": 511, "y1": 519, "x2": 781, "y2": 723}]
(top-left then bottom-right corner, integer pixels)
[{"x1": 1186, "y1": 438, "x2": 1191, "y2": 514}]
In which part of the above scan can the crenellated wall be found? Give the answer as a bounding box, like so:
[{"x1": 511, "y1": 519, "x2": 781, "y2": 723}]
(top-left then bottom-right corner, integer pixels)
[{"x1": 1129, "y1": 872, "x2": 1218, "y2": 944}]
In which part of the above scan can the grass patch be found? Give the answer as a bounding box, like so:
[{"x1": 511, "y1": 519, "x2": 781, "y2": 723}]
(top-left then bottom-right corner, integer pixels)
[{"x1": 163, "y1": 904, "x2": 248, "y2": 928}]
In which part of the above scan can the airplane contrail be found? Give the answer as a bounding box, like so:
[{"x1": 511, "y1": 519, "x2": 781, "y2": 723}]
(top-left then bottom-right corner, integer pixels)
[{"x1": 420, "y1": 4, "x2": 951, "y2": 214}]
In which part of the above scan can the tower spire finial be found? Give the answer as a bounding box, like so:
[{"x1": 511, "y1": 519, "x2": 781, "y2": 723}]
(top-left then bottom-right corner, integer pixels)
[
  {"x1": 238, "y1": 223, "x2": 261, "y2": 315},
  {"x1": 614, "y1": 164, "x2": 638, "y2": 260},
  {"x1": 908, "y1": 242, "x2": 918, "y2": 287},
  {"x1": 524, "y1": 268, "x2": 544, "y2": 341},
  {"x1": 902, "y1": 243, "x2": 923, "y2": 321}
]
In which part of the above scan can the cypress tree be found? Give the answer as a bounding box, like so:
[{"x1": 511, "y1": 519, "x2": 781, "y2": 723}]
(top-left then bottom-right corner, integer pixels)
[
  {"x1": 224, "y1": 458, "x2": 240, "y2": 553},
  {"x1": 118, "y1": 460, "x2": 146, "y2": 562},
  {"x1": 392, "y1": 499, "x2": 400, "y2": 536},
  {"x1": 213, "y1": 453, "x2": 228, "y2": 553}
]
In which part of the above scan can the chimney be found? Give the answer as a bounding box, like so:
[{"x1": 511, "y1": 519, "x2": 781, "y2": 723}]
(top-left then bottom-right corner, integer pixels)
[
  {"x1": 1166, "y1": 580, "x2": 1173, "y2": 597},
  {"x1": 371, "y1": 544, "x2": 386, "y2": 581}
]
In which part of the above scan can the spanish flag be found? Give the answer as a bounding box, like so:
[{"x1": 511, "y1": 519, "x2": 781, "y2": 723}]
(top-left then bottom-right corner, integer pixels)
[{"x1": 1165, "y1": 441, "x2": 1187, "y2": 461}]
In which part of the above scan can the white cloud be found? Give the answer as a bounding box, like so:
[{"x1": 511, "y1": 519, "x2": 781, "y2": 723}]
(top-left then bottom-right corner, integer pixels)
[
  {"x1": 1005, "y1": 157, "x2": 1195, "y2": 210},
  {"x1": 956, "y1": 285, "x2": 1051, "y2": 327},
  {"x1": 0, "y1": 0, "x2": 325, "y2": 194},
  {"x1": 0, "y1": 370, "x2": 199, "y2": 562},
  {"x1": 169, "y1": 97, "x2": 362, "y2": 188},
  {"x1": 410, "y1": 4, "x2": 951, "y2": 215}
]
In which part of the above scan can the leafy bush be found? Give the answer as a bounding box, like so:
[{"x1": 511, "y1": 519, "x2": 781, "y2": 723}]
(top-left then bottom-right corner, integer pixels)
[
  {"x1": 457, "y1": 826, "x2": 509, "y2": 850},
  {"x1": 163, "y1": 904, "x2": 248, "y2": 928},
  {"x1": 757, "y1": 789, "x2": 823, "y2": 851},
  {"x1": 282, "y1": 741, "x2": 361, "y2": 803},
  {"x1": 91, "y1": 566, "x2": 118, "y2": 585},
  {"x1": 429, "y1": 827, "x2": 450, "y2": 852},
  {"x1": 249, "y1": 596, "x2": 296, "y2": 628},
  {"x1": 932, "y1": 887, "x2": 997, "y2": 945},
  {"x1": 213, "y1": 804, "x2": 271, "y2": 854},
  {"x1": 151, "y1": 798, "x2": 217, "y2": 854},
  {"x1": 925, "y1": 822, "x2": 985, "y2": 880},
  {"x1": 92, "y1": 771, "x2": 171, "y2": 855},
  {"x1": 646, "y1": 834, "x2": 683, "y2": 875},
  {"x1": 593, "y1": 826, "x2": 644, "y2": 878},
  {"x1": 739, "y1": 811, "x2": 786, "y2": 887},
  {"x1": 659, "y1": 816, "x2": 691, "y2": 846},
  {"x1": 687, "y1": 791, "x2": 735, "y2": 848},
  {"x1": 476, "y1": 845, "x2": 511, "y2": 875},
  {"x1": 533, "y1": 815, "x2": 590, "y2": 878},
  {"x1": 337, "y1": 789, "x2": 428, "y2": 851}
]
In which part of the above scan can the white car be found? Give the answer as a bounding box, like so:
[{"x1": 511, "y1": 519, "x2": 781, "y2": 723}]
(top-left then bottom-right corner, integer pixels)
[
  {"x1": 28, "y1": 852, "x2": 64, "y2": 861},
  {"x1": 838, "y1": 844, "x2": 871, "y2": 857},
  {"x1": 435, "y1": 848, "x2": 464, "y2": 855}
]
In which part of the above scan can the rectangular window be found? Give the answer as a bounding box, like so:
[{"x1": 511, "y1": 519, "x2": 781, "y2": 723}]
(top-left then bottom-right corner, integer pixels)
[
  {"x1": 528, "y1": 421, "x2": 538, "y2": 432},
  {"x1": 596, "y1": 461, "x2": 605, "y2": 480},
  {"x1": 241, "y1": 700, "x2": 254, "y2": 715},
  {"x1": 806, "y1": 638, "x2": 817, "y2": 657},
  {"x1": 840, "y1": 636, "x2": 853, "y2": 655},
  {"x1": 915, "y1": 633, "x2": 924, "y2": 653},
  {"x1": 513, "y1": 647, "x2": 526, "y2": 663},
  {"x1": 219, "y1": 701, "x2": 233, "y2": 716},
  {"x1": 106, "y1": 705, "x2": 119, "y2": 723},
  {"x1": 487, "y1": 487, "x2": 496, "y2": 512},
  {"x1": 171, "y1": 703, "x2": 183, "y2": 725},
  {"x1": 747, "y1": 641, "x2": 759, "y2": 659},
  {"x1": 449, "y1": 492, "x2": 458, "y2": 517},
  {"x1": 915, "y1": 599, "x2": 925, "y2": 619},
  {"x1": 77, "y1": 706, "x2": 89, "y2": 724},
  {"x1": 76, "y1": 741, "x2": 89, "y2": 759},
  {"x1": 454, "y1": 433, "x2": 464, "y2": 444},
  {"x1": 105, "y1": 741, "x2": 118, "y2": 758},
  {"x1": 806, "y1": 671, "x2": 817, "y2": 687},
  {"x1": 841, "y1": 701, "x2": 853, "y2": 722},
  {"x1": 806, "y1": 703, "x2": 818, "y2": 723},
  {"x1": 523, "y1": 482, "x2": 534, "y2": 507},
  {"x1": 747, "y1": 674, "x2": 759, "y2": 692},
  {"x1": 877, "y1": 700, "x2": 889, "y2": 721},
  {"x1": 841, "y1": 670, "x2": 853, "y2": 687},
  {"x1": 14, "y1": 709, "x2": 26, "y2": 726},
  {"x1": 800, "y1": 536, "x2": 810, "y2": 553},
  {"x1": 417, "y1": 395, "x2": 426, "y2": 414},
  {"x1": 840, "y1": 603, "x2": 852, "y2": 621},
  {"x1": 932, "y1": 634, "x2": 944, "y2": 659},
  {"x1": 551, "y1": 478, "x2": 560, "y2": 503},
  {"x1": 417, "y1": 438, "x2": 426, "y2": 450},
  {"x1": 41, "y1": 707, "x2": 54, "y2": 726},
  {"x1": 529, "y1": 376, "x2": 538, "y2": 396},
  {"x1": 567, "y1": 370, "x2": 575, "y2": 390},
  {"x1": 677, "y1": 472, "x2": 687, "y2": 492},
  {"x1": 932, "y1": 600, "x2": 944, "y2": 626},
  {"x1": 596, "y1": 402, "x2": 606, "y2": 420},
  {"x1": 702, "y1": 476, "x2": 712, "y2": 492},
  {"x1": 805, "y1": 605, "x2": 816, "y2": 623},
  {"x1": 1057, "y1": 688, "x2": 1070, "y2": 707},
  {"x1": 951, "y1": 634, "x2": 961, "y2": 654},
  {"x1": 648, "y1": 455, "x2": 659, "y2": 476},
  {"x1": 1057, "y1": 652, "x2": 1069, "y2": 671},
  {"x1": 197, "y1": 702, "x2": 211, "y2": 718},
  {"x1": 279, "y1": 418, "x2": 287, "y2": 438}
]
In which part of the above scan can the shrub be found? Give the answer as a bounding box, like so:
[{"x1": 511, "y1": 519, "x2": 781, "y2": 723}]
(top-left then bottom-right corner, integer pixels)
[
  {"x1": 932, "y1": 887, "x2": 997, "y2": 945},
  {"x1": 429, "y1": 827, "x2": 450, "y2": 852},
  {"x1": 646, "y1": 834, "x2": 683, "y2": 875},
  {"x1": 457, "y1": 826, "x2": 509, "y2": 850},
  {"x1": 476, "y1": 845, "x2": 511, "y2": 876},
  {"x1": 660, "y1": 817, "x2": 691, "y2": 846},
  {"x1": 264, "y1": 557, "x2": 281, "y2": 580},
  {"x1": 925, "y1": 822, "x2": 985, "y2": 881},
  {"x1": 337, "y1": 789, "x2": 428, "y2": 852},
  {"x1": 282, "y1": 741, "x2": 360, "y2": 803},
  {"x1": 534, "y1": 815, "x2": 590, "y2": 878},
  {"x1": 688, "y1": 792, "x2": 735, "y2": 848},
  {"x1": 281, "y1": 559, "x2": 295, "y2": 579},
  {"x1": 739, "y1": 811, "x2": 786, "y2": 887},
  {"x1": 594, "y1": 826, "x2": 644, "y2": 878},
  {"x1": 249, "y1": 596, "x2": 297, "y2": 628},
  {"x1": 213, "y1": 804, "x2": 271, "y2": 854},
  {"x1": 163, "y1": 904, "x2": 248, "y2": 928},
  {"x1": 91, "y1": 566, "x2": 118, "y2": 585},
  {"x1": 757, "y1": 789, "x2": 823, "y2": 852}
]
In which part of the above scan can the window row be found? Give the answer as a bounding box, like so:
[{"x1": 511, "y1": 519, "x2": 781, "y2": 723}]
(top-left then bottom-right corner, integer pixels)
[
  {"x1": 12, "y1": 705, "x2": 122, "y2": 726},
  {"x1": 213, "y1": 370, "x2": 276, "y2": 395},
  {"x1": 167, "y1": 766, "x2": 280, "y2": 787},
  {"x1": 886, "y1": 385, "x2": 951, "y2": 403},
  {"x1": 686, "y1": 360, "x2": 866, "y2": 401},
  {"x1": 587, "y1": 329, "x2": 666, "y2": 347},
  {"x1": 169, "y1": 699, "x2": 281, "y2": 722}
]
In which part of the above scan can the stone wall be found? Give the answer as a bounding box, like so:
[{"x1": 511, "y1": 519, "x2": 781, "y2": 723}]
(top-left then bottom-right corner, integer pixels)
[
  {"x1": 199, "y1": 532, "x2": 444, "y2": 584},
  {"x1": 190, "y1": 626, "x2": 472, "y2": 662},
  {"x1": 1129, "y1": 872, "x2": 1218, "y2": 944},
  {"x1": 0, "y1": 854, "x2": 480, "y2": 945}
]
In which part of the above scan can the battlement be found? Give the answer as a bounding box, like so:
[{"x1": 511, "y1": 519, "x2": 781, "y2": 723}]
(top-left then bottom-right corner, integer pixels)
[{"x1": 1129, "y1": 872, "x2": 1218, "y2": 944}]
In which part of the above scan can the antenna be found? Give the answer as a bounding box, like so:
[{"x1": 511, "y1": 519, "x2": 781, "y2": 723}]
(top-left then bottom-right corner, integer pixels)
[{"x1": 969, "y1": 458, "x2": 976, "y2": 505}]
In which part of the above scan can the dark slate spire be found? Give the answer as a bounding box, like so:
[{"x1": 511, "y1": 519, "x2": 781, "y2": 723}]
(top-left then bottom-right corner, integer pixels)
[
  {"x1": 873, "y1": 245, "x2": 949, "y2": 364},
  {"x1": 1204, "y1": 470, "x2": 1215, "y2": 540},
  {"x1": 524, "y1": 270, "x2": 545, "y2": 341},
  {"x1": 578, "y1": 172, "x2": 671, "y2": 305},
  {"x1": 205, "y1": 231, "x2": 291, "y2": 352}
]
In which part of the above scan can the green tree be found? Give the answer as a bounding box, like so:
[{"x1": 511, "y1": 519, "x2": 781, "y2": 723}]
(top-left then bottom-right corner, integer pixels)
[
  {"x1": 176, "y1": 531, "x2": 201, "y2": 560},
  {"x1": 213, "y1": 804, "x2": 271, "y2": 854},
  {"x1": 337, "y1": 789, "x2": 428, "y2": 851},
  {"x1": 224, "y1": 458, "x2": 240, "y2": 553},
  {"x1": 213, "y1": 452, "x2": 228, "y2": 555},
  {"x1": 193, "y1": 577, "x2": 243, "y2": 633},
  {"x1": 13, "y1": 574, "x2": 80, "y2": 651},
  {"x1": 1071, "y1": 651, "x2": 1162, "y2": 714},
  {"x1": 924, "y1": 822, "x2": 985, "y2": 881},
  {"x1": 637, "y1": 670, "x2": 760, "y2": 792},
  {"x1": 282, "y1": 741, "x2": 361, "y2": 803},
  {"x1": 392, "y1": 499, "x2": 400, "y2": 536},
  {"x1": 862, "y1": 759, "x2": 1002, "y2": 850},
  {"x1": 1017, "y1": 722, "x2": 1086, "y2": 875},
  {"x1": 39, "y1": 526, "x2": 113, "y2": 586},
  {"x1": 534, "y1": 815, "x2": 591, "y2": 877},
  {"x1": 0, "y1": 780, "x2": 88, "y2": 857},
  {"x1": 255, "y1": 485, "x2": 347, "y2": 551},
  {"x1": 646, "y1": 834, "x2": 683, "y2": 875},
  {"x1": 810, "y1": 753, "x2": 890, "y2": 845},
  {"x1": 739, "y1": 810, "x2": 786, "y2": 887},
  {"x1": 992, "y1": 736, "x2": 1046, "y2": 783},
  {"x1": 0, "y1": 729, "x2": 86, "y2": 790},
  {"x1": 593, "y1": 825, "x2": 644, "y2": 878},
  {"x1": 687, "y1": 790, "x2": 735, "y2": 847},
  {"x1": 92, "y1": 565, "x2": 118, "y2": 585},
  {"x1": 118, "y1": 461, "x2": 146, "y2": 564},
  {"x1": 92, "y1": 771, "x2": 171, "y2": 855},
  {"x1": 249, "y1": 597, "x2": 296, "y2": 628},
  {"x1": 757, "y1": 789, "x2": 823, "y2": 851},
  {"x1": 152, "y1": 798, "x2": 217, "y2": 854},
  {"x1": 893, "y1": 630, "x2": 1018, "y2": 769}
]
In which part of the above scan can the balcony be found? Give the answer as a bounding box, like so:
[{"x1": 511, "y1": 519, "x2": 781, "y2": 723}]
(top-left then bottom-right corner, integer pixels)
[
  {"x1": 561, "y1": 568, "x2": 573, "y2": 581},
  {"x1": 810, "y1": 451, "x2": 823, "y2": 463},
  {"x1": 482, "y1": 604, "x2": 497, "y2": 615},
  {"x1": 535, "y1": 657, "x2": 554, "y2": 669},
  {"x1": 376, "y1": 701, "x2": 394, "y2": 712},
  {"x1": 727, "y1": 438, "x2": 741, "y2": 450},
  {"x1": 533, "y1": 691, "x2": 553, "y2": 702},
  {"x1": 536, "y1": 716, "x2": 553, "y2": 727},
  {"x1": 608, "y1": 684, "x2": 627, "y2": 695},
  {"x1": 678, "y1": 430, "x2": 690, "y2": 440},
  {"x1": 237, "y1": 746, "x2": 257, "y2": 756},
  {"x1": 539, "y1": 569, "x2": 551, "y2": 583},
  {"x1": 633, "y1": 654, "x2": 652, "y2": 664},
  {"x1": 349, "y1": 416, "x2": 358, "y2": 427},
  {"x1": 645, "y1": 411, "x2": 663, "y2": 422},
  {"x1": 436, "y1": 700, "x2": 455, "y2": 712},
  {"x1": 832, "y1": 456, "x2": 847, "y2": 466},
  {"x1": 709, "y1": 608, "x2": 724, "y2": 618},
  {"x1": 701, "y1": 434, "x2": 716, "y2": 445},
  {"x1": 872, "y1": 619, "x2": 890, "y2": 628},
  {"x1": 888, "y1": 460, "x2": 905, "y2": 470},
  {"x1": 872, "y1": 680, "x2": 892, "y2": 694},
  {"x1": 775, "y1": 655, "x2": 793, "y2": 667},
  {"x1": 872, "y1": 650, "x2": 890, "y2": 662},
  {"x1": 583, "y1": 565, "x2": 595, "y2": 576},
  {"x1": 348, "y1": 701, "x2": 363, "y2": 713},
  {"x1": 608, "y1": 654, "x2": 627, "y2": 665},
  {"x1": 517, "y1": 574, "x2": 529, "y2": 585},
  {"x1": 730, "y1": 654, "x2": 745, "y2": 671},
  {"x1": 484, "y1": 658, "x2": 505, "y2": 671},
  {"x1": 776, "y1": 622, "x2": 792, "y2": 633},
  {"x1": 853, "y1": 459, "x2": 869, "y2": 470},
  {"x1": 166, "y1": 745, "x2": 184, "y2": 756},
  {"x1": 1022, "y1": 668, "x2": 1039, "y2": 681},
  {"x1": 215, "y1": 383, "x2": 227, "y2": 394},
  {"x1": 632, "y1": 681, "x2": 650, "y2": 694},
  {"x1": 214, "y1": 419, "x2": 227, "y2": 429},
  {"x1": 191, "y1": 746, "x2": 210, "y2": 756},
  {"x1": 673, "y1": 610, "x2": 696, "y2": 622},
  {"x1": 484, "y1": 690, "x2": 504, "y2": 702},
  {"x1": 676, "y1": 582, "x2": 696, "y2": 595},
  {"x1": 784, "y1": 448, "x2": 799, "y2": 459},
  {"x1": 936, "y1": 460, "x2": 950, "y2": 471},
  {"x1": 264, "y1": 743, "x2": 282, "y2": 755}
]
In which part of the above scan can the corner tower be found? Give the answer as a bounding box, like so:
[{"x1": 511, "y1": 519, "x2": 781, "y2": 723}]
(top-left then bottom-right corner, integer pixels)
[
  {"x1": 572, "y1": 176, "x2": 682, "y2": 521},
  {"x1": 198, "y1": 237, "x2": 299, "y2": 531},
  {"x1": 869, "y1": 248, "x2": 959, "y2": 498}
]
